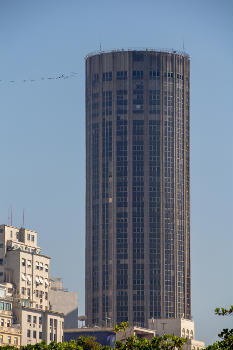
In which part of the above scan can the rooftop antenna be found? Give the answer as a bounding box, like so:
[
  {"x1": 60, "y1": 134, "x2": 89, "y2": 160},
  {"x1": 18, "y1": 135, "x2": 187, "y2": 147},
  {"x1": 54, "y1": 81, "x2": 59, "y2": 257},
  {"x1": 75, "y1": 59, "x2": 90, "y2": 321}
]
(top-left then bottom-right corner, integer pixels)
[
  {"x1": 8, "y1": 208, "x2": 10, "y2": 225},
  {"x1": 22, "y1": 209, "x2": 25, "y2": 227},
  {"x1": 10, "y1": 206, "x2": 13, "y2": 226},
  {"x1": 182, "y1": 39, "x2": 185, "y2": 52},
  {"x1": 99, "y1": 42, "x2": 102, "y2": 52}
]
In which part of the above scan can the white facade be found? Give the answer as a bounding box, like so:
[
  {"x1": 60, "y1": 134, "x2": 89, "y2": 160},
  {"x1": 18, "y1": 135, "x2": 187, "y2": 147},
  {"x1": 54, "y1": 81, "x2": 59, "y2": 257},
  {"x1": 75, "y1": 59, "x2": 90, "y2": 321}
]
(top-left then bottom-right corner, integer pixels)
[
  {"x1": 148, "y1": 318, "x2": 205, "y2": 350},
  {"x1": 0, "y1": 224, "x2": 64, "y2": 345}
]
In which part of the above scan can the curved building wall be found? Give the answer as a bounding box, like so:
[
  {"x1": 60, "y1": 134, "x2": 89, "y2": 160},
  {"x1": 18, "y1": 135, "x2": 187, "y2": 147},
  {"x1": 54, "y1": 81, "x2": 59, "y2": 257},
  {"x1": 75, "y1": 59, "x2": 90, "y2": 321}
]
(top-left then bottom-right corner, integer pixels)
[{"x1": 85, "y1": 50, "x2": 190, "y2": 327}]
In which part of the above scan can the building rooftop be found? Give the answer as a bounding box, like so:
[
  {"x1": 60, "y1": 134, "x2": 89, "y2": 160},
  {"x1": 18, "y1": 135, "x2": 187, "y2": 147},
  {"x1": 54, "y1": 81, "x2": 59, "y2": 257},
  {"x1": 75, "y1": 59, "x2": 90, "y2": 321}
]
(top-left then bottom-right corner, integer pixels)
[{"x1": 86, "y1": 48, "x2": 190, "y2": 59}]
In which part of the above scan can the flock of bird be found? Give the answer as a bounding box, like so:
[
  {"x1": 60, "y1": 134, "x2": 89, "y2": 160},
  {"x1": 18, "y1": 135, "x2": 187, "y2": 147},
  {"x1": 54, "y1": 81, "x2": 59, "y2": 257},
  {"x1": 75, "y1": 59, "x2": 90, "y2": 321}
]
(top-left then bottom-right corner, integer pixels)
[{"x1": 0, "y1": 71, "x2": 78, "y2": 84}]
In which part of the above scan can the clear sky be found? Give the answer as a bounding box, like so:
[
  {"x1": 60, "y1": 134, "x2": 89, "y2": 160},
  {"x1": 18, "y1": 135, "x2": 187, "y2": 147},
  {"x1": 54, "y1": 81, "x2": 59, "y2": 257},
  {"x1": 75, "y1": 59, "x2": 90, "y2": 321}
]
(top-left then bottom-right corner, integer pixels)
[{"x1": 0, "y1": 0, "x2": 232, "y2": 345}]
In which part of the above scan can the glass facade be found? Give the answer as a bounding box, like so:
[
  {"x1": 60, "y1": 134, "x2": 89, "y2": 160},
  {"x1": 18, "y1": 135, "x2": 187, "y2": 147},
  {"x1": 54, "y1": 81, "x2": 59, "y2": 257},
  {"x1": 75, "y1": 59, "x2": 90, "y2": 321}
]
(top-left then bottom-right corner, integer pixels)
[{"x1": 86, "y1": 50, "x2": 190, "y2": 327}]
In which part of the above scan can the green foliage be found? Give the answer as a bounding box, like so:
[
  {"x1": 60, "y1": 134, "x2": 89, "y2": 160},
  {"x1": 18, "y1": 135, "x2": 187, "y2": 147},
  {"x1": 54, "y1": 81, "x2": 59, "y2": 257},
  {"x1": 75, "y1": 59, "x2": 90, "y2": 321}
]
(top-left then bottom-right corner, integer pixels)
[
  {"x1": 206, "y1": 306, "x2": 233, "y2": 350},
  {"x1": 115, "y1": 334, "x2": 187, "y2": 350},
  {"x1": 215, "y1": 305, "x2": 233, "y2": 316},
  {"x1": 113, "y1": 322, "x2": 129, "y2": 333}
]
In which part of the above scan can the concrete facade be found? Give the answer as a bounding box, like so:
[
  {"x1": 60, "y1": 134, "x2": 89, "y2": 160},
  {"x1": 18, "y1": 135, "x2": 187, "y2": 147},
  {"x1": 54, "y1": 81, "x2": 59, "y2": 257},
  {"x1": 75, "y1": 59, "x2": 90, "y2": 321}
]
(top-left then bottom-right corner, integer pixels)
[
  {"x1": 49, "y1": 278, "x2": 78, "y2": 329},
  {"x1": 86, "y1": 50, "x2": 191, "y2": 327}
]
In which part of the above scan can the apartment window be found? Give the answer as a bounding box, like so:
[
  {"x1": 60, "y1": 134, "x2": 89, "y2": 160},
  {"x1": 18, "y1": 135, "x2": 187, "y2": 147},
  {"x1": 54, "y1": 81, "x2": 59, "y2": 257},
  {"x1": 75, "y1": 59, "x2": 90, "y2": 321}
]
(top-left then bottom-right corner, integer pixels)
[
  {"x1": 45, "y1": 264, "x2": 48, "y2": 272},
  {"x1": 36, "y1": 290, "x2": 39, "y2": 298},
  {"x1": 27, "y1": 314, "x2": 31, "y2": 323},
  {"x1": 31, "y1": 235, "x2": 35, "y2": 242},
  {"x1": 54, "y1": 319, "x2": 57, "y2": 328},
  {"x1": 50, "y1": 333, "x2": 53, "y2": 341},
  {"x1": 45, "y1": 292, "x2": 48, "y2": 300},
  {"x1": 8, "y1": 336, "x2": 11, "y2": 344},
  {"x1": 0, "y1": 259, "x2": 3, "y2": 265},
  {"x1": 7, "y1": 319, "x2": 11, "y2": 327},
  {"x1": 102, "y1": 72, "x2": 112, "y2": 82},
  {"x1": 116, "y1": 71, "x2": 127, "y2": 80},
  {"x1": 27, "y1": 288, "x2": 30, "y2": 297},
  {"x1": 0, "y1": 302, "x2": 4, "y2": 310},
  {"x1": 5, "y1": 303, "x2": 11, "y2": 311},
  {"x1": 40, "y1": 262, "x2": 43, "y2": 270},
  {"x1": 54, "y1": 334, "x2": 57, "y2": 342},
  {"x1": 50, "y1": 318, "x2": 53, "y2": 326},
  {"x1": 132, "y1": 70, "x2": 144, "y2": 80},
  {"x1": 14, "y1": 337, "x2": 18, "y2": 345},
  {"x1": 0, "y1": 243, "x2": 3, "y2": 248},
  {"x1": 22, "y1": 258, "x2": 26, "y2": 266},
  {"x1": 149, "y1": 70, "x2": 160, "y2": 79},
  {"x1": 27, "y1": 233, "x2": 30, "y2": 240},
  {"x1": 0, "y1": 272, "x2": 3, "y2": 277},
  {"x1": 33, "y1": 331, "x2": 36, "y2": 339},
  {"x1": 39, "y1": 317, "x2": 42, "y2": 325},
  {"x1": 39, "y1": 332, "x2": 42, "y2": 339},
  {"x1": 102, "y1": 91, "x2": 112, "y2": 116},
  {"x1": 1, "y1": 319, "x2": 4, "y2": 326},
  {"x1": 36, "y1": 262, "x2": 39, "y2": 270},
  {"x1": 0, "y1": 335, "x2": 3, "y2": 343},
  {"x1": 27, "y1": 260, "x2": 32, "y2": 267},
  {"x1": 33, "y1": 316, "x2": 37, "y2": 324},
  {"x1": 27, "y1": 329, "x2": 31, "y2": 338}
]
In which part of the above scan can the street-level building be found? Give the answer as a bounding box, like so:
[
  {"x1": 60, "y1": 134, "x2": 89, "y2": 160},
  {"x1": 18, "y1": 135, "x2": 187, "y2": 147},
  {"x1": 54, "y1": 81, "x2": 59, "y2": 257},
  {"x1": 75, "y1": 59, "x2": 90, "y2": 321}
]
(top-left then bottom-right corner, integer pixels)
[
  {"x1": 148, "y1": 317, "x2": 205, "y2": 350},
  {"x1": 49, "y1": 278, "x2": 78, "y2": 329},
  {"x1": 0, "y1": 284, "x2": 21, "y2": 347},
  {"x1": 13, "y1": 303, "x2": 63, "y2": 345}
]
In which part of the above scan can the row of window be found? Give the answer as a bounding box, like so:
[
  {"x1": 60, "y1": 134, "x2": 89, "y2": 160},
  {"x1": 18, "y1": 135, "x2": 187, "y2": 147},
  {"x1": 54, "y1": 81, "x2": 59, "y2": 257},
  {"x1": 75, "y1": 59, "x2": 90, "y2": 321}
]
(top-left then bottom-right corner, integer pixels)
[
  {"x1": 0, "y1": 318, "x2": 11, "y2": 326},
  {"x1": 0, "y1": 335, "x2": 18, "y2": 345},
  {"x1": 22, "y1": 258, "x2": 48, "y2": 271},
  {"x1": 0, "y1": 301, "x2": 11, "y2": 311},
  {"x1": 21, "y1": 273, "x2": 49, "y2": 287},
  {"x1": 93, "y1": 71, "x2": 184, "y2": 82}
]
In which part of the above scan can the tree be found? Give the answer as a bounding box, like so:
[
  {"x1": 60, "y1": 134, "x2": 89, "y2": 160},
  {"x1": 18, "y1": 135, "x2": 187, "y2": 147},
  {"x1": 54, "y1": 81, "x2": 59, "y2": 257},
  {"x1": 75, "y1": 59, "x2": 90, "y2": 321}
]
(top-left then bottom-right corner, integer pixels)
[{"x1": 205, "y1": 306, "x2": 233, "y2": 350}]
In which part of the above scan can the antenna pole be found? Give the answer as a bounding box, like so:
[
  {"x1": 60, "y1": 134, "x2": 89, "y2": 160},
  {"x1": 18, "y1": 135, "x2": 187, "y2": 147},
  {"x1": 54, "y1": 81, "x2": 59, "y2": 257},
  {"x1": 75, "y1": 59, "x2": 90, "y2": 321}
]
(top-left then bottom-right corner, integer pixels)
[
  {"x1": 11, "y1": 206, "x2": 12, "y2": 226},
  {"x1": 23, "y1": 209, "x2": 24, "y2": 227},
  {"x1": 8, "y1": 208, "x2": 10, "y2": 226}
]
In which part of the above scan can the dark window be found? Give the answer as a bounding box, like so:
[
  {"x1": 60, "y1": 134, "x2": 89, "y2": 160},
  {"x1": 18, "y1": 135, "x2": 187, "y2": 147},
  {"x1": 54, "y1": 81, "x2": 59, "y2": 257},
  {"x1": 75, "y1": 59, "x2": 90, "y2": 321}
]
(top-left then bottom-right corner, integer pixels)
[
  {"x1": 133, "y1": 71, "x2": 144, "y2": 80},
  {"x1": 33, "y1": 331, "x2": 36, "y2": 339},
  {"x1": 102, "y1": 91, "x2": 112, "y2": 116},
  {"x1": 102, "y1": 72, "x2": 112, "y2": 82},
  {"x1": 116, "y1": 90, "x2": 127, "y2": 114},
  {"x1": 116, "y1": 71, "x2": 127, "y2": 80},
  {"x1": 39, "y1": 332, "x2": 42, "y2": 339},
  {"x1": 149, "y1": 71, "x2": 160, "y2": 79},
  {"x1": 27, "y1": 330, "x2": 31, "y2": 338}
]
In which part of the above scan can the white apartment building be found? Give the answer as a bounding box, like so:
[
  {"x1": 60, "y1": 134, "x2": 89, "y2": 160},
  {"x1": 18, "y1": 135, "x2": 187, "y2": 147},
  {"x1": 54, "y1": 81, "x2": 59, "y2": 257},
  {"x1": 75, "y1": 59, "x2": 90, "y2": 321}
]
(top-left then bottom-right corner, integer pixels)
[{"x1": 0, "y1": 224, "x2": 64, "y2": 345}]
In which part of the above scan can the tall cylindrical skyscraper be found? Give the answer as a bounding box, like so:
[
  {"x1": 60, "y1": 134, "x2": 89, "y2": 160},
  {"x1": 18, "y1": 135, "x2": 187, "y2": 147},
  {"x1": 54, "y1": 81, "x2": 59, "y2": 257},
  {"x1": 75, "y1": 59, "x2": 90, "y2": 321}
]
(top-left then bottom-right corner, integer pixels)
[{"x1": 85, "y1": 50, "x2": 190, "y2": 328}]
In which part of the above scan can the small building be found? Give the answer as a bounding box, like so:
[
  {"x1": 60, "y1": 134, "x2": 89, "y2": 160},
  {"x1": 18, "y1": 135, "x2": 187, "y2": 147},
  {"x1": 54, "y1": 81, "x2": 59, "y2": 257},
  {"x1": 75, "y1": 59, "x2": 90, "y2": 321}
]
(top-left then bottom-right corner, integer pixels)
[
  {"x1": 0, "y1": 284, "x2": 21, "y2": 346},
  {"x1": 64, "y1": 326, "x2": 155, "y2": 347},
  {"x1": 13, "y1": 303, "x2": 64, "y2": 345},
  {"x1": 148, "y1": 318, "x2": 205, "y2": 350},
  {"x1": 49, "y1": 278, "x2": 78, "y2": 329}
]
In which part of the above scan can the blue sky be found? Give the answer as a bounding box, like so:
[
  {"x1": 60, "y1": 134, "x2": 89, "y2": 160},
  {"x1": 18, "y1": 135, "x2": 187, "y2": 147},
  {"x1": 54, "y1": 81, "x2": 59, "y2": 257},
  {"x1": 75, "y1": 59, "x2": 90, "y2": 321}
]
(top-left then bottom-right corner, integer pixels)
[{"x1": 0, "y1": 0, "x2": 232, "y2": 345}]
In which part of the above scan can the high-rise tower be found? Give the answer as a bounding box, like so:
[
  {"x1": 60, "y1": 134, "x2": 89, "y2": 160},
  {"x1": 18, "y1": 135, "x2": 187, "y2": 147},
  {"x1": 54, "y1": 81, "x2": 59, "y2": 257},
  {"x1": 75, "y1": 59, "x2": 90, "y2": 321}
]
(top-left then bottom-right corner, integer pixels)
[{"x1": 85, "y1": 50, "x2": 190, "y2": 328}]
